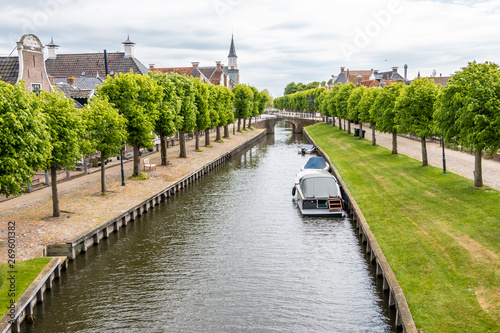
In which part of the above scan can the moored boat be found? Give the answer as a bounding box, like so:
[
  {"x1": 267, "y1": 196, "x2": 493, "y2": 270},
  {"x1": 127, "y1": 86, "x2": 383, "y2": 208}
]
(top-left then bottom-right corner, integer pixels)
[
  {"x1": 298, "y1": 144, "x2": 316, "y2": 154},
  {"x1": 300, "y1": 156, "x2": 330, "y2": 172},
  {"x1": 292, "y1": 170, "x2": 344, "y2": 216}
]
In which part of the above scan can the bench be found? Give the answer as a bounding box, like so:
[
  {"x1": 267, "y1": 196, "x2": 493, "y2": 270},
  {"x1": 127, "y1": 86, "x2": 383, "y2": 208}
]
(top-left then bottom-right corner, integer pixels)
[{"x1": 143, "y1": 158, "x2": 157, "y2": 171}]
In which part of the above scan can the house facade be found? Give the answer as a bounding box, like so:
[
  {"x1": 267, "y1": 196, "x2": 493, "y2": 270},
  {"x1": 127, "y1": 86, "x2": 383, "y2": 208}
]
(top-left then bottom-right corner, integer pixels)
[
  {"x1": 328, "y1": 66, "x2": 407, "y2": 89},
  {"x1": 0, "y1": 34, "x2": 53, "y2": 93}
]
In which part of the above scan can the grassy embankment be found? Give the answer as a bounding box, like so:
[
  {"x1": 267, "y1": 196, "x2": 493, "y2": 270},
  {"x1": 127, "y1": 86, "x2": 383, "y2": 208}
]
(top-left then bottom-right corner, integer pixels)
[
  {"x1": 307, "y1": 123, "x2": 499, "y2": 333},
  {"x1": 0, "y1": 258, "x2": 51, "y2": 318}
]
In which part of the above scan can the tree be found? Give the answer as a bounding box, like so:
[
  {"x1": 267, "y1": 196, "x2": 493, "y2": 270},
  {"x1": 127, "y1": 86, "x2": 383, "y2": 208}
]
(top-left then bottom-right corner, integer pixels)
[
  {"x1": 359, "y1": 87, "x2": 381, "y2": 146},
  {"x1": 334, "y1": 83, "x2": 355, "y2": 133},
  {"x1": 284, "y1": 82, "x2": 298, "y2": 95},
  {"x1": 41, "y1": 90, "x2": 83, "y2": 217},
  {"x1": 327, "y1": 84, "x2": 342, "y2": 127},
  {"x1": 215, "y1": 85, "x2": 235, "y2": 139},
  {"x1": 372, "y1": 82, "x2": 406, "y2": 154},
  {"x1": 149, "y1": 72, "x2": 181, "y2": 165},
  {"x1": 258, "y1": 91, "x2": 268, "y2": 115},
  {"x1": 206, "y1": 84, "x2": 220, "y2": 146},
  {"x1": 192, "y1": 78, "x2": 210, "y2": 150},
  {"x1": 0, "y1": 81, "x2": 50, "y2": 197},
  {"x1": 436, "y1": 61, "x2": 500, "y2": 186},
  {"x1": 347, "y1": 86, "x2": 367, "y2": 139},
  {"x1": 260, "y1": 89, "x2": 274, "y2": 108},
  {"x1": 396, "y1": 78, "x2": 441, "y2": 166},
  {"x1": 99, "y1": 72, "x2": 162, "y2": 176},
  {"x1": 248, "y1": 86, "x2": 260, "y2": 129},
  {"x1": 233, "y1": 84, "x2": 253, "y2": 131},
  {"x1": 168, "y1": 73, "x2": 197, "y2": 158},
  {"x1": 83, "y1": 96, "x2": 127, "y2": 194}
]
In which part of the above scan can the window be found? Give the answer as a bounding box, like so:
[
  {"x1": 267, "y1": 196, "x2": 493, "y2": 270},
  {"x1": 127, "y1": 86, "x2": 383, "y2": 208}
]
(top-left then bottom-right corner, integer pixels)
[{"x1": 31, "y1": 83, "x2": 41, "y2": 94}]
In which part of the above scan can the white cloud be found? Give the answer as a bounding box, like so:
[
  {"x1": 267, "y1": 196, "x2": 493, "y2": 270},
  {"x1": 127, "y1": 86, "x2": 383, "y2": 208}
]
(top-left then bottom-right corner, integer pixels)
[{"x1": 1, "y1": 0, "x2": 500, "y2": 96}]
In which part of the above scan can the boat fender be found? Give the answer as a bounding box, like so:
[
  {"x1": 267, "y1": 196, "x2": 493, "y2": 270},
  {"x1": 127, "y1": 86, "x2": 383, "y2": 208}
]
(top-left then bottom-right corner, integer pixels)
[{"x1": 292, "y1": 187, "x2": 296, "y2": 196}]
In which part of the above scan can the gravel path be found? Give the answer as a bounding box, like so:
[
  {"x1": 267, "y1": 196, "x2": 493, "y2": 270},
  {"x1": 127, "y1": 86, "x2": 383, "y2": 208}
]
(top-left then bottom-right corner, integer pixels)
[{"x1": 349, "y1": 121, "x2": 500, "y2": 190}]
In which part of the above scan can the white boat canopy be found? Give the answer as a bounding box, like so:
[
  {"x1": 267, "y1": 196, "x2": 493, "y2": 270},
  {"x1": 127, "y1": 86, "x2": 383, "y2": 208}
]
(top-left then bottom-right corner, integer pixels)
[{"x1": 300, "y1": 173, "x2": 340, "y2": 199}]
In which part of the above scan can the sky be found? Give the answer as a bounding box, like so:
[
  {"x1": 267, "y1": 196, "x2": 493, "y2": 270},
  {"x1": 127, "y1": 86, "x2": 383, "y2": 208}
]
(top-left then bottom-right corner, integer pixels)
[{"x1": 1, "y1": 0, "x2": 500, "y2": 97}]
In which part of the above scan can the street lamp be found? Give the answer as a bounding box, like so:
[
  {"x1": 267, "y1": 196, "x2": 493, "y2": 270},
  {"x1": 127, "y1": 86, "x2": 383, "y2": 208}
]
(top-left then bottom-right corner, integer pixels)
[
  {"x1": 441, "y1": 135, "x2": 447, "y2": 174},
  {"x1": 120, "y1": 142, "x2": 125, "y2": 186}
]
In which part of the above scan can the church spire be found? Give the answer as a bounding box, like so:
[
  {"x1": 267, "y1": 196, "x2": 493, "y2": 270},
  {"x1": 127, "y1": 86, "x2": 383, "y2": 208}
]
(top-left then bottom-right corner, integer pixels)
[{"x1": 228, "y1": 34, "x2": 238, "y2": 70}]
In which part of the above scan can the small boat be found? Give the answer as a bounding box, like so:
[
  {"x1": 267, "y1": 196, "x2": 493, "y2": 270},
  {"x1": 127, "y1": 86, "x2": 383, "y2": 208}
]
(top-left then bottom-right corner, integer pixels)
[
  {"x1": 292, "y1": 170, "x2": 343, "y2": 216},
  {"x1": 301, "y1": 156, "x2": 330, "y2": 172},
  {"x1": 298, "y1": 144, "x2": 316, "y2": 154}
]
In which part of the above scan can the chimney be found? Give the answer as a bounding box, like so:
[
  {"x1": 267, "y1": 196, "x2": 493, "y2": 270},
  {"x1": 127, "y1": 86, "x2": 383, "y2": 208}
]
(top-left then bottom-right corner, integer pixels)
[
  {"x1": 48, "y1": 75, "x2": 54, "y2": 85},
  {"x1": 404, "y1": 64, "x2": 408, "y2": 80},
  {"x1": 392, "y1": 66, "x2": 398, "y2": 73},
  {"x1": 340, "y1": 67, "x2": 345, "y2": 73},
  {"x1": 67, "y1": 77, "x2": 76, "y2": 86},
  {"x1": 149, "y1": 64, "x2": 155, "y2": 70},
  {"x1": 192, "y1": 62, "x2": 199, "y2": 70},
  {"x1": 417, "y1": 71, "x2": 421, "y2": 79},
  {"x1": 46, "y1": 37, "x2": 59, "y2": 59},
  {"x1": 216, "y1": 61, "x2": 221, "y2": 71},
  {"x1": 122, "y1": 35, "x2": 135, "y2": 58}
]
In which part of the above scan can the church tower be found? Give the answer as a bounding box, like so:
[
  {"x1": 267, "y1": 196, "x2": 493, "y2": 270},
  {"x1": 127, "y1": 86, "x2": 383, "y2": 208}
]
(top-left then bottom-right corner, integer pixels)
[
  {"x1": 228, "y1": 34, "x2": 237, "y2": 70},
  {"x1": 225, "y1": 34, "x2": 239, "y2": 89}
]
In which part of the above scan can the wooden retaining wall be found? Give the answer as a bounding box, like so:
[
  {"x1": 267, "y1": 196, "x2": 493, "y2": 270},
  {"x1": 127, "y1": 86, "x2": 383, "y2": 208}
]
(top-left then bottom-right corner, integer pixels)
[
  {"x1": 304, "y1": 130, "x2": 417, "y2": 333},
  {"x1": 0, "y1": 257, "x2": 68, "y2": 333}
]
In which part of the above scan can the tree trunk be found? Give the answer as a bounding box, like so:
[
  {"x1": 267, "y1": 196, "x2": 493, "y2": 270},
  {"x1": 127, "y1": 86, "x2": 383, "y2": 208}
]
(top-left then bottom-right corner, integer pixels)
[
  {"x1": 237, "y1": 118, "x2": 241, "y2": 132},
  {"x1": 248, "y1": 116, "x2": 252, "y2": 129},
  {"x1": 421, "y1": 137, "x2": 428, "y2": 167},
  {"x1": 179, "y1": 131, "x2": 187, "y2": 157},
  {"x1": 359, "y1": 122, "x2": 363, "y2": 139},
  {"x1": 100, "y1": 153, "x2": 106, "y2": 193},
  {"x1": 205, "y1": 129, "x2": 210, "y2": 146},
  {"x1": 216, "y1": 126, "x2": 221, "y2": 141},
  {"x1": 392, "y1": 131, "x2": 398, "y2": 154},
  {"x1": 160, "y1": 132, "x2": 167, "y2": 165},
  {"x1": 371, "y1": 124, "x2": 376, "y2": 146},
  {"x1": 50, "y1": 166, "x2": 60, "y2": 217},
  {"x1": 195, "y1": 130, "x2": 200, "y2": 150},
  {"x1": 332, "y1": 116, "x2": 335, "y2": 127},
  {"x1": 347, "y1": 120, "x2": 351, "y2": 135},
  {"x1": 224, "y1": 124, "x2": 229, "y2": 138},
  {"x1": 133, "y1": 143, "x2": 140, "y2": 176},
  {"x1": 339, "y1": 118, "x2": 342, "y2": 130},
  {"x1": 474, "y1": 149, "x2": 483, "y2": 187},
  {"x1": 243, "y1": 118, "x2": 247, "y2": 130}
]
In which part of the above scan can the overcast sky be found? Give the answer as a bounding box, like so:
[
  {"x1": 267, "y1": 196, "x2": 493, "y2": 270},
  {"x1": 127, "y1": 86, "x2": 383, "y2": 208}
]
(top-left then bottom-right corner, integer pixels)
[{"x1": 1, "y1": 0, "x2": 499, "y2": 97}]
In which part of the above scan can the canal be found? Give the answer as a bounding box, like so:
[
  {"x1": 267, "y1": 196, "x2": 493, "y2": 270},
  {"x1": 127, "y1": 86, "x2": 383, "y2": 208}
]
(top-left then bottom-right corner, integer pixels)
[{"x1": 24, "y1": 123, "x2": 394, "y2": 332}]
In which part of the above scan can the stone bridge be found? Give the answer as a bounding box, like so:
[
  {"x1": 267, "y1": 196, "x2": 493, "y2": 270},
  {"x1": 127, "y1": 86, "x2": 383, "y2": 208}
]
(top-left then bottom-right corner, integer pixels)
[{"x1": 253, "y1": 114, "x2": 320, "y2": 134}]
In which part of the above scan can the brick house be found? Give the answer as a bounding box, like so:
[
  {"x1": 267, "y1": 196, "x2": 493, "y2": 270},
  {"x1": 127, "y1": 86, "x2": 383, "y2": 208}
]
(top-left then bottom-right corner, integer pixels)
[{"x1": 0, "y1": 34, "x2": 53, "y2": 93}]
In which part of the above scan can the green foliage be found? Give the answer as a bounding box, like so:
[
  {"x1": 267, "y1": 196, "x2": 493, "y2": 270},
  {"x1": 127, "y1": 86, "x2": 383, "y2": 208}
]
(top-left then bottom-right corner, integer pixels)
[
  {"x1": 99, "y1": 72, "x2": 162, "y2": 149},
  {"x1": 283, "y1": 81, "x2": 320, "y2": 95},
  {"x1": 372, "y1": 82, "x2": 406, "y2": 133},
  {"x1": 168, "y1": 73, "x2": 197, "y2": 133},
  {"x1": 250, "y1": 86, "x2": 260, "y2": 117},
  {"x1": 233, "y1": 84, "x2": 253, "y2": 119},
  {"x1": 149, "y1": 72, "x2": 182, "y2": 138},
  {"x1": 258, "y1": 91, "x2": 268, "y2": 114},
  {"x1": 83, "y1": 95, "x2": 127, "y2": 159},
  {"x1": 333, "y1": 83, "x2": 356, "y2": 120},
  {"x1": 214, "y1": 85, "x2": 234, "y2": 126},
  {"x1": 41, "y1": 90, "x2": 83, "y2": 171},
  {"x1": 274, "y1": 87, "x2": 325, "y2": 112},
  {"x1": 0, "y1": 81, "x2": 50, "y2": 197},
  {"x1": 359, "y1": 88, "x2": 381, "y2": 124},
  {"x1": 347, "y1": 86, "x2": 367, "y2": 122},
  {"x1": 192, "y1": 78, "x2": 210, "y2": 131},
  {"x1": 396, "y1": 78, "x2": 440, "y2": 138},
  {"x1": 206, "y1": 84, "x2": 220, "y2": 129},
  {"x1": 326, "y1": 84, "x2": 342, "y2": 117},
  {"x1": 436, "y1": 61, "x2": 500, "y2": 153}
]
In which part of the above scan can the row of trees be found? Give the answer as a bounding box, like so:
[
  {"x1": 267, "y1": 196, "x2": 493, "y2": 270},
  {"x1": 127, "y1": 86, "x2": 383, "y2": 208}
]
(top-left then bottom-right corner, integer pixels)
[
  {"x1": 1, "y1": 72, "x2": 267, "y2": 216},
  {"x1": 274, "y1": 61, "x2": 500, "y2": 187},
  {"x1": 283, "y1": 81, "x2": 322, "y2": 95}
]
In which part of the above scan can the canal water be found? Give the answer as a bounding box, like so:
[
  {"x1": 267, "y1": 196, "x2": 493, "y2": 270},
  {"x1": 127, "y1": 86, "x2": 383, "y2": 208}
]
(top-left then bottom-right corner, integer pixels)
[{"x1": 24, "y1": 123, "x2": 394, "y2": 332}]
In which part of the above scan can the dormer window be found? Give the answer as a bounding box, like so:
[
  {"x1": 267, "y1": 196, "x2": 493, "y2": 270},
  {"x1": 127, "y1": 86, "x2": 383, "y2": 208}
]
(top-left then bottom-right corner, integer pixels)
[{"x1": 31, "y1": 83, "x2": 41, "y2": 94}]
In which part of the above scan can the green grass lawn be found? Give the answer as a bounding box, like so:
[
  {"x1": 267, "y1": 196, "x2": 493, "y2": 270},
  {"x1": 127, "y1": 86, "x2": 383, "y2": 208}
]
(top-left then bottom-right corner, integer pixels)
[
  {"x1": 307, "y1": 123, "x2": 499, "y2": 333},
  {"x1": 0, "y1": 258, "x2": 51, "y2": 318}
]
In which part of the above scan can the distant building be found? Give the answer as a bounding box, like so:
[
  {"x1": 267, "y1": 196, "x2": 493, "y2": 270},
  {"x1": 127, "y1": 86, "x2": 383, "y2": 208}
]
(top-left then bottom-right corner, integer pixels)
[
  {"x1": 149, "y1": 35, "x2": 240, "y2": 89},
  {"x1": 43, "y1": 35, "x2": 149, "y2": 106},
  {"x1": 0, "y1": 34, "x2": 53, "y2": 93},
  {"x1": 328, "y1": 66, "x2": 407, "y2": 89}
]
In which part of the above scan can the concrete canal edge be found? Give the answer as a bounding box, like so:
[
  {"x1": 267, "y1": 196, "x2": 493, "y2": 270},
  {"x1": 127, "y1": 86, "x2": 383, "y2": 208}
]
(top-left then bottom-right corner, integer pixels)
[
  {"x1": 304, "y1": 129, "x2": 417, "y2": 333},
  {"x1": 0, "y1": 257, "x2": 68, "y2": 333},
  {"x1": 0, "y1": 130, "x2": 266, "y2": 333}
]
